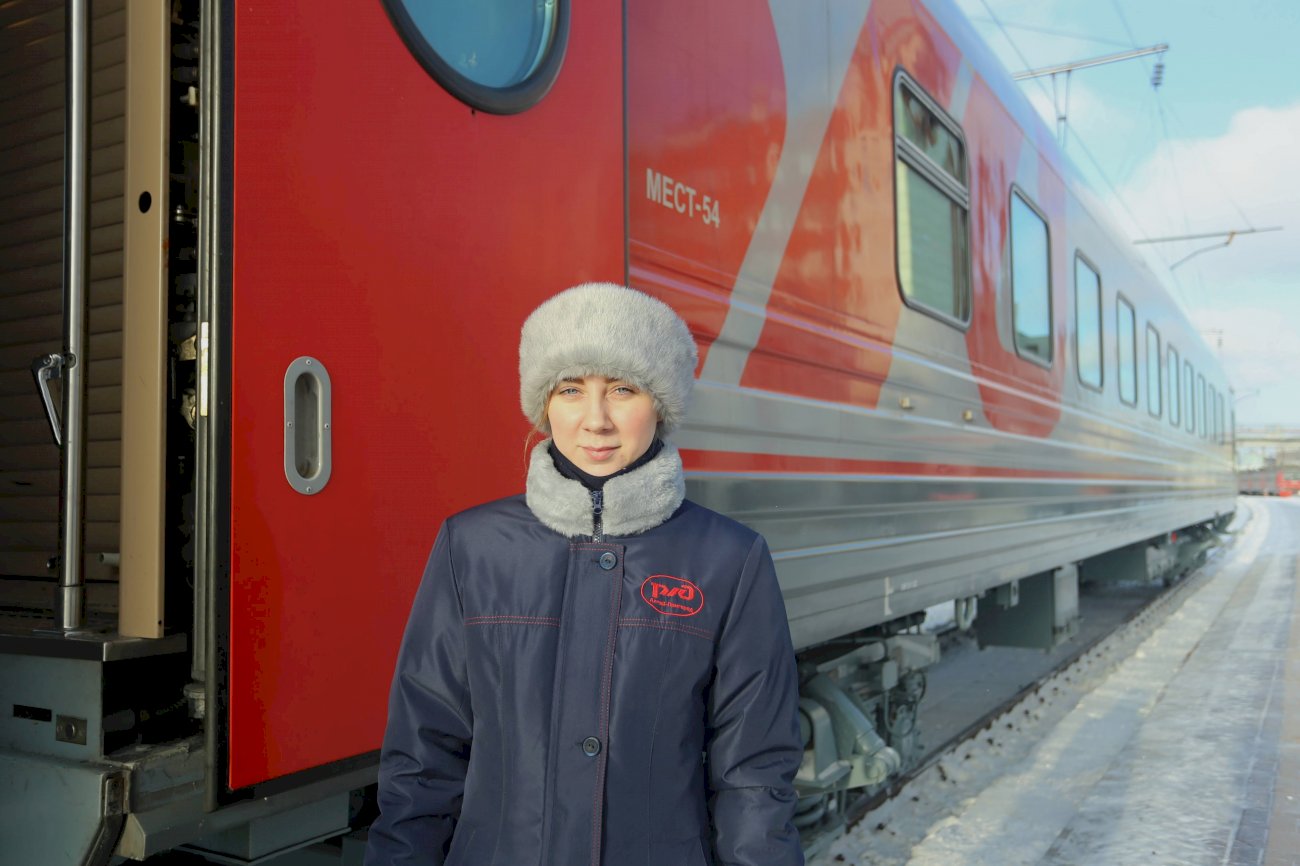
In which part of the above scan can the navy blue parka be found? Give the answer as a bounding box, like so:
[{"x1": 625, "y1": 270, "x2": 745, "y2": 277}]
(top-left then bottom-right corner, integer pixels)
[{"x1": 366, "y1": 442, "x2": 804, "y2": 866}]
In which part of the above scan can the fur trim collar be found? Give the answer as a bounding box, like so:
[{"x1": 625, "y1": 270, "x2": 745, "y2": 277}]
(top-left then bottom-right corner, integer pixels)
[{"x1": 525, "y1": 440, "x2": 685, "y2": 539}]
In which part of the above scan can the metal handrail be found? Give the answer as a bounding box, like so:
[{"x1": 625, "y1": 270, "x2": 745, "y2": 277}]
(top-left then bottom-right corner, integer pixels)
[{"x1": 58, "y1": 0, "x2": 91, "y2": 632}]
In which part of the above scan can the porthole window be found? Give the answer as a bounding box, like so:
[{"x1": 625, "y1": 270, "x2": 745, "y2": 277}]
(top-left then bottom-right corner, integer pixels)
[{"x1": 382, "y1": 0, "x2": 567, "y2": 114}]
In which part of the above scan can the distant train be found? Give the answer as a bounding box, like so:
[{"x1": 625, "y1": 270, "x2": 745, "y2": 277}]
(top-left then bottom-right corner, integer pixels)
[
  {"x1": 0, "y1": 0, "x2": 1235, "y2": 862},
  {"x1": 1238, "y1": 469, "x2": 1300, "y2": 496}
]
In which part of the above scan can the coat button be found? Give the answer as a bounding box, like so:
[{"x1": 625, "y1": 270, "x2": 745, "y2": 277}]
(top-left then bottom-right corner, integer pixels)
[
  {"x1": 582, "y1": 736, "x2": 602, "y2": 757},
  {"x1": 598, "y1": 552, "x2": 617, "y2": 570}
]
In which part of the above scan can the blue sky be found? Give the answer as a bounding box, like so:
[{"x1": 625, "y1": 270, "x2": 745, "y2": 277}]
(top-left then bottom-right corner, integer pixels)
[{"x1": 954, "y1": 0, "x2": 1300, "y2": 429}]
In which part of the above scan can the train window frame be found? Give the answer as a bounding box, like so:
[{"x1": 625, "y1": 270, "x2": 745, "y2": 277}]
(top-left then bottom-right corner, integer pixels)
[
  {"x1": 380, "y1": 0, "x2": 569, "y2": 115},
  {"x1": 1209, "y1": 385, "x2": 1219, "y2": 442},
  {"x1": 1116, "y1": 295, "x2": 1137, "y2": 406},
  {"x1": 1074, "y1": 253, "x2": 1103, "y2": 391},
  {"x1": 1145, "y1": 324, "x2": 1162, "y2": 418},
  {"x1": 1219, "y1": 391, "x2": 1227, "y2": 444},
  {"x1": 1184, "y1": 360, "x2": 1195, "y2": 433},
  {"x1": 892, "y1": 69, "x2": 973, "y2": 330},
  {"x1": 1009, "y1": 188, "x2": 1054, "y2": 368},
  {"x1": 1199, "y1": 373, "x2": 1208, "y2": 439},
  {"x1": 1167, "y1": 345, "x2": 1181, "y2": 427}
]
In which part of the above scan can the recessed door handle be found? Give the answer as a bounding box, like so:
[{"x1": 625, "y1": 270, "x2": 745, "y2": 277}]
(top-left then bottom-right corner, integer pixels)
[{"x1": 284, "y1": 356, "x2": 332, "y2": 495}]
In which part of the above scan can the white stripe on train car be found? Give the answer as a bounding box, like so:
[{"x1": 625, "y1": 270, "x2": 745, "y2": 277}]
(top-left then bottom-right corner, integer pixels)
[
  {"x1": 699, "y1": 0, "x2": 875, "y2": 387},
  {"x1": 949, "y1": 58, "x2": 973, "y2": 121}
]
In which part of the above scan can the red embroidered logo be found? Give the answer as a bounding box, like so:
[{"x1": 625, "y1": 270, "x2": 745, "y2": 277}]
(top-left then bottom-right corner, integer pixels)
[{"x1": 640, "y1": 575, "x2": 704, "y2": 617}]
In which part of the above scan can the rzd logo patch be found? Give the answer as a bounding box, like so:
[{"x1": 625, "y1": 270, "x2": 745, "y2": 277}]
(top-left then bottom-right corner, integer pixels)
[{"x1": 640, "y1": 575, "x2": 704, "y2": 617}]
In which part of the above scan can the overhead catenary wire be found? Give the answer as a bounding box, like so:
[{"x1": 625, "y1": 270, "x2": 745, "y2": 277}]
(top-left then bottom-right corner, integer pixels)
[
  {"x1": 1105, "y1": 0, "x2": 1255, "y2": 245},
  {"x1": 1105, "y1": 0, "x2": 1189, "y2": 240},
  {"x1": 976, "y1": 0, "x2": 1058, "y2": 112},
  {"x1": 1161, "y1": 103, "x2": 1259, "y2": 230},
  {"x1": 969, "y1": 17, "x2": 1133, "y2": 49},
  {"x1": 1155, "y1": 99, "x2": 1195, "y2": 238},
  {"x1": 972, "y1": 4, "x2": 1162, "y2": 251},
  {"x1": 1066, "y1": 125, "x2": 1193, "y2": 314},
  {"x1": 975, "y1": 0, "x2": 1200, "y2": 316}
]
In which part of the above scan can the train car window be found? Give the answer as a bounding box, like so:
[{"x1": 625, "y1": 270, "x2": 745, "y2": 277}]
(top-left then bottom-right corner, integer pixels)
[
  {"x1": 1199, "y1": 374, "x2": 1208, "y2": 439},
  {"x1": 1145, "y1": 325, "x2": 1162, "y2": 417},
  {"x1": 1167, "y1": 346, "x2": 1181, "y2": 427},
  {"x1": 1074, "y1": 255, "x2": 1103, "y2": 389},
  {"x1": 1010, "y1": 191, "x2": 1052, "y2": 365},
  {"x1": 381, "y1": 0, "x2": 568, "y2": 115},
  {"x1": 893, "y1": 72, "x2": 971, "y2": 326},
  {"x1": 1210, "y1": 386, "x2": 1220, "y2": 442},
  {"x1": 1184, "y1": 360, "x2": 1195, "y2": 433},
  {"x1": 1219, "y1": 392, "x2": 1227, "y2": 444},
  {"x1": 1116, "y1": 296, "x2": 1136, "y2": 405}
]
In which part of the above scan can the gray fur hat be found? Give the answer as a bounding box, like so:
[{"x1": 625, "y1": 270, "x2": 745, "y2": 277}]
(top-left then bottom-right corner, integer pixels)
[{"x1": 519, "y1": 283, "x2": 698, "y2": 435}]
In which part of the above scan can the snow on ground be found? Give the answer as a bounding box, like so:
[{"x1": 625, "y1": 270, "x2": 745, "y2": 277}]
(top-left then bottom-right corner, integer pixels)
[{"x1": 813, "y1": 498, "x2": 1286, "y2": 866}]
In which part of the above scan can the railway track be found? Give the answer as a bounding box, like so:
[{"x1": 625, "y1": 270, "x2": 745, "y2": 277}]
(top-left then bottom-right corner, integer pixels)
[{"x1": 804, "y1": 502, "x2": 1250, "y2": 863}]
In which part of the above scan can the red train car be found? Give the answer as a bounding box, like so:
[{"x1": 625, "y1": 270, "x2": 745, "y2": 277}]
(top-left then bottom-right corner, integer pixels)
[
  {"x1": 0, "y1": 0, "x2": 1234, "y2": 862},
  {"x1": 1238, "y1": 469, "x2": 1300, "y2": 496}
]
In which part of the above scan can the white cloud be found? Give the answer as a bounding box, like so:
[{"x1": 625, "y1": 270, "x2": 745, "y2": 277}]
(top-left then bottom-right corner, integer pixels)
[
  {"x1": 1110, "y1": 103, "x2": 1300, "y2": 427},
  {"x1": 1190, "y1": 305, "x2": 1294, "y2": 388},
  {"x1": 1018, "y1": 76, "x2": 1139, "y2": 145},
  {"x1": 1116, "y1": 101, "x2": 1300, "y2": 281},
  {"x1": 1188, "y1": 303, "x2": 1300, "y2": 426}
]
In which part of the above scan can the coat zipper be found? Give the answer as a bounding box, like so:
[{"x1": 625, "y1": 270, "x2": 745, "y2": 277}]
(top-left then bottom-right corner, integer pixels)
[{"x1": 590, "y1": 489, "x2": 604, "y2": 542}]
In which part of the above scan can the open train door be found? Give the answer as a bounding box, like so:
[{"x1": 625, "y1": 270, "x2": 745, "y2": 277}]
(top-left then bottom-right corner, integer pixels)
[{"x1": 207, "y1": 0, "x2": 624, "y2": 801}]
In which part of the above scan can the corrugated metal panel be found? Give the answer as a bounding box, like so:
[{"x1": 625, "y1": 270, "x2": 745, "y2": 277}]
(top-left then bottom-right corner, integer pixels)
[{"x1": 0, "y1": 0, "x2": 125, "y2": 588}]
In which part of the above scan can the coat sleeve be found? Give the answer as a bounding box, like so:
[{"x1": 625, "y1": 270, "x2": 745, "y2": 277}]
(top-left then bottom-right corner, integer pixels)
[
  {"x1": 366, "y1": 523, "x2": 474, "y2": 866},
  {"x1": 705, "y1": 535, "x2": 805, "y2": 866}
]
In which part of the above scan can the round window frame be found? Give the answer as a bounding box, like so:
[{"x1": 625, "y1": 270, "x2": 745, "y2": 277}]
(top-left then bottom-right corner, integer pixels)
[{"x1": 380, "y1": 0, "x2": 569, "y2": 115}]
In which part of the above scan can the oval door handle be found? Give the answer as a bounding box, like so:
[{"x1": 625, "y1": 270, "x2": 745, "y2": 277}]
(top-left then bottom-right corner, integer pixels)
[{"x1": 284, "y1": 356, "x2": 332, "y2": 495}]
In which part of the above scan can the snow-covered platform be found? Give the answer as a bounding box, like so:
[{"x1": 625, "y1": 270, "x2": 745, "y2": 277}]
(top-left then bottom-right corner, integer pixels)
[{"x1": 813, "y1": 496, "x2": 1300, "y2": 866}]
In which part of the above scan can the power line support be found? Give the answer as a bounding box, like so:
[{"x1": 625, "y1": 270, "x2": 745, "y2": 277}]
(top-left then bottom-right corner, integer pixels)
[
  {"x1": 1132, "y1": 226, "x2": 1284, "y2": 270},
  {"x1": 1014, "y1": 44, "x2": 1168, "y2": 144},
  {"x1": 1012, "y1": 44, "x2": 1170, "y2": 81}
]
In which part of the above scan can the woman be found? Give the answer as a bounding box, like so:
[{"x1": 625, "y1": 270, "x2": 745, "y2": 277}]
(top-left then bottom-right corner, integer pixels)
[{"x1": 366, "y1": 283, "x2": 804, "y2": 866}]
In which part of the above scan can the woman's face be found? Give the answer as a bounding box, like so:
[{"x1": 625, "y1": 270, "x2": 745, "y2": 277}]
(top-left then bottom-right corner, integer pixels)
[{"x1": 547, "y1": 376, "x2": 658, "y2": 476}]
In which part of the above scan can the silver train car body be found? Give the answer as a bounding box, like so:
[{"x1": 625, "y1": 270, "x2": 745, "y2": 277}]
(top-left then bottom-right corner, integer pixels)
[{"x1": 665, "y1": 0, "x2": 1237, "y2": 651}]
